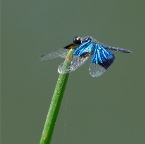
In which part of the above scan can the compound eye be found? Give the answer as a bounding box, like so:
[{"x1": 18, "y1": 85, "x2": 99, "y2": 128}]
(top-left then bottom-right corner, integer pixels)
[{"x1": 73, "y1": 36, "x2": 82, "y2": 44}]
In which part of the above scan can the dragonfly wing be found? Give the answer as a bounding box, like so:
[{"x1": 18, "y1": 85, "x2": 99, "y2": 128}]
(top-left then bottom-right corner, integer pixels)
[
  {"x1": 40, "y1": 48, "x2": 69, "y2": 61},
  {"x1": 89, "y1": 44, "x2": 115, "y2": 77},
  {"x1": 91, "y1": 44, "x2": 115, "y2": 68},
  {"x1": 58, "y1": 37, "x2": 93, "y2": 74},
  {"x1": 58, "y1": 55, "x2": 89, "y2": 74},
  {"x1": 73, "y1": 38, "x2": 93, "y2": 57},
  {"x1": 89, "y1": 63, "x2": 106, "y2": 77}
]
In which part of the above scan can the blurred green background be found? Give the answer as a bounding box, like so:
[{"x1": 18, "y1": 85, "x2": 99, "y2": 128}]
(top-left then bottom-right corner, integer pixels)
[{"x1": 1, "y1": 0, "x2": 145, "y2": 144}]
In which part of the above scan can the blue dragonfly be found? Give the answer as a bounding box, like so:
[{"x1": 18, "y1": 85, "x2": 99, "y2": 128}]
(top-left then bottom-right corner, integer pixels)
[{"x1": 40, "y1": 36, "x2": 131, "y2": 77}]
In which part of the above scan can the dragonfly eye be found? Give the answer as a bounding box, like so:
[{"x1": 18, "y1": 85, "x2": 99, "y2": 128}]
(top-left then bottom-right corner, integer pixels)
[{"x1": 73, "y1": 36, "x2": 82, "y2": 45}]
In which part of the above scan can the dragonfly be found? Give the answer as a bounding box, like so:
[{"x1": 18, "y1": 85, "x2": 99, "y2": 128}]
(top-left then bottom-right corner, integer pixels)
[{"x1": 40, "y1": 36, "x2": 131, "y2": 77}]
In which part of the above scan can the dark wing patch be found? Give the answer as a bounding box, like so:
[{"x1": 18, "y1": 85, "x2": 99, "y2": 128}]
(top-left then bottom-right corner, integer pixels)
[{"x1": 91, "y1": 44, "x2": 115, "y2": 69}]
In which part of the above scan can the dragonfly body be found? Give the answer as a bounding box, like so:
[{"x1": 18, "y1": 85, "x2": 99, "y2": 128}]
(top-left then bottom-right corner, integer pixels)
[{"x1": 40, "y1": 36, "x2": 131, "y2": 77}]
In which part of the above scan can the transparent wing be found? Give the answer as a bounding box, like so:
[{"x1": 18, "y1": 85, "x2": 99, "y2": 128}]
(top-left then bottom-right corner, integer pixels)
[
  {"x1": 89, "y1": 63, "x2": 106, "y2": 77},
  {"x1": 58, "y1": 56, "x2": 89, "y2": 74},
  {"x1": 40, "y1": 48, "x2": 69, "y2": 61}
]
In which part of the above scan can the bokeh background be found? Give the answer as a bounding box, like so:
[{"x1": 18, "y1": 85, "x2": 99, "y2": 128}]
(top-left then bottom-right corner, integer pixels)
[{"x1": 2, "y1": 0, "x2": 145, "y2": 144}]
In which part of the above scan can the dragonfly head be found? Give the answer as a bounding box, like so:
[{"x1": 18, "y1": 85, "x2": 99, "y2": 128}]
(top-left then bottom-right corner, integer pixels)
[
  {"x1": 64, "y1": 36, "x2": 82, "y2": 49},
  {"x1": 73, "y1": 36, "x2": 82, "y2": 45}
]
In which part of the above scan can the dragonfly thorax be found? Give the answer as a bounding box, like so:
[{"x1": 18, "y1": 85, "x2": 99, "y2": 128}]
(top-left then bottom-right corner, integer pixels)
[{"x1": 82, "y1": 36, "x2": 92, "y2": 43}]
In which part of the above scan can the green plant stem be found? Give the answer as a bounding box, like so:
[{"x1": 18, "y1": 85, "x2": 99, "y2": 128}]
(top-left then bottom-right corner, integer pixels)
[{"x1": 40, "y1": 49, "x2": 74, "y2": 144}]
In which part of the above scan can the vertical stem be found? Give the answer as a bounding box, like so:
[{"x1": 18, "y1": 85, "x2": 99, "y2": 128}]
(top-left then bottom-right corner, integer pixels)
[{"x1": 40, "y1": 49, "x2": 74, "y2": 144}]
